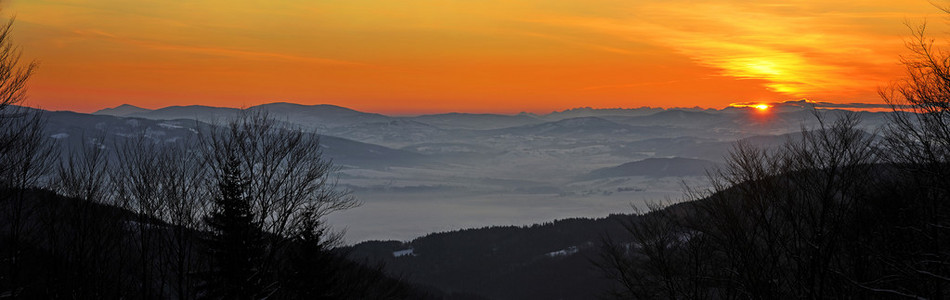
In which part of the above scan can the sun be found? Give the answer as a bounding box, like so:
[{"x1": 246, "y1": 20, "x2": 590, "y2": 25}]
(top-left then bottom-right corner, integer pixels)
[{"x1": 754, "y1": 104, "x2": 770, "y2": 111}]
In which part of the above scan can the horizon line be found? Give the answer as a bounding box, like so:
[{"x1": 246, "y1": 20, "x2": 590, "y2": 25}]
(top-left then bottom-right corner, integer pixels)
[{"x1": 35, "y1": 99, "x2": 893, "y2": 117}]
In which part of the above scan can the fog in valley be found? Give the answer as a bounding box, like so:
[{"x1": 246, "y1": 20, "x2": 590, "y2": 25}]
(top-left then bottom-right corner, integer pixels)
[{"x1": 45, "y1": 100, "x2": 890, "y2": 242}]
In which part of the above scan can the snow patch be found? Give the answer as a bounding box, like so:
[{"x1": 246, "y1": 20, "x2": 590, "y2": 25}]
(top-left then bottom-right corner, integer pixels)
[
  {"x1": 158, "y1": 122, "x2": 182, "y2": 129},
  {"x1": 393, "y1": 248, "x2": 415, "y2": 257},
  {"x1": 546, "y1": 246, "x2": 579, "y2": 257}
]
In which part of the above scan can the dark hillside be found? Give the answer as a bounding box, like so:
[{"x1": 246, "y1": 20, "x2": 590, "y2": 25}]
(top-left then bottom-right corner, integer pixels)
[
  {"x1": 585, "y1": 157, "x2": 719, "y2": 179},
  {"x1": 349, "y1": 214, "x2": 638, "y2": 299},
  {"x1": 0, "y1": 188, "x2": 433, "y2": 299}
]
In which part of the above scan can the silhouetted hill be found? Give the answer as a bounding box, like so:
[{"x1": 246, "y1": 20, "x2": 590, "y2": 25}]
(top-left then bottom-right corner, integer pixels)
[
  {"x1": 117, "y1": 102, "x2": 395, "y2": 129},
  {"x1": 249, "y1": 102, "x2": 393, "y2": 127},
  {"x1": 319, "y1": 135, "x2": 426, "y2": 168},
  {"x1": 114, "y1": 102, "x2": 385, "y2": 126},
  {"x1": 0, "y1": 188, "x2": 430, "y2": 299},
  {"x1": 585, "y1": 157, "x2": 719, "y2": 179},
  {"x1": 348, "y1": 215, "x2": 637, "y2": 300},
  {"x1": 344, "y1": 162, "x2": 915, "y2": 300},
  {"x1": 40, "y1": 110, "x2": 425, "y2": 169},
  {"x1": 44, "y1": 110, "x2": 202, "y2": 146},
  {"x1": 124, "y1": 104, "x2": 240, "y2": 122},
  {"x1": 92, "y1": 104, "x2": 151, "y2": 117}
]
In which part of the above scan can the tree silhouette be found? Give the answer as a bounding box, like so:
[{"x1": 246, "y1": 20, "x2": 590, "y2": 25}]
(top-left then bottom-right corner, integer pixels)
[
  {"x1": 202, "y1": 153, "x2": 265, "y2": 300},
  {"x1": 876, "y1": 21, "x2": 950, "y2": 298},
  {"x1": 599, "y1": 18, "x2": 950, "y2": 297},
  {"x1": 0, "y1": 11, "x2": 53, "y2": 299},
  {"x1": 598, "y1": 111, "x2": 885, "y2": 299}
]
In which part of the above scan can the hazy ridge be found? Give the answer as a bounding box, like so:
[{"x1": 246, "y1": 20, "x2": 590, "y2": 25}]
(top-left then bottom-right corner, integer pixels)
[{"x1": 66, "y1": 101, "x2": 892, "y2": 242}]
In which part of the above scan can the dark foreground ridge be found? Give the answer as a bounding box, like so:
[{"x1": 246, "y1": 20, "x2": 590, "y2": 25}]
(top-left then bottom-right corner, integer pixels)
[
  {"x1": 0, "y1": 188, "x2": 449, "y2": 299},
  {"x1": 349, "y1": 214, "x2": 635, "y2": 300},
  {"x1": 348, "y1": 161, "x2": 950, "y2": 299}
]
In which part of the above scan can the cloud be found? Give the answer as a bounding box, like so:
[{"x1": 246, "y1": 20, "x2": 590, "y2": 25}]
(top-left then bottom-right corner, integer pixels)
[
  {"x1": 523, "y1": 0, "x2": 928, "y2": 98},
  {"x1": 12, "y1": 0, "x2": 941, "y2": 113},
  {"x1": 730, "y1": 99, "x2": 895, "y2": 110}
]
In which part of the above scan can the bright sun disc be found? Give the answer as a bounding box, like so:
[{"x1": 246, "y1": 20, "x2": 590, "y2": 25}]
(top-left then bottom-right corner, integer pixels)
[{"x1": 754, "y1": 104, "x2": 770, "y2": 111}]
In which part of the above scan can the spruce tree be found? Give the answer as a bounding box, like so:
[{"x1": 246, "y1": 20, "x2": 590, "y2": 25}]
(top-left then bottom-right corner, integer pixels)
[
  {"x1": 202, "y1": 154, "x2": 264, "y2": 300},
  {"x1": 283, "y1": 209, "x2": 339, "y2": 298}
]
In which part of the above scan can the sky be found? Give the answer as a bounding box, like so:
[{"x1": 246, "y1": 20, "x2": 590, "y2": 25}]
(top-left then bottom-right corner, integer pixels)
[{"x1": 6, "y1": 0, "x2": 945, "y2": 114}]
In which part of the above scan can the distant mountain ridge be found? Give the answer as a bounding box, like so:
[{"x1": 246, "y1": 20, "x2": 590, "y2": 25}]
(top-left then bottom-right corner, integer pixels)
[
  {"x1": 94, "y1": 103, "x2": 678, "y2": 121},
  {"x1": 92, "y1": 104, "x2": 151, "y2": 116},
  {"x1": 586, "y1": 157, "x2": 719, "y2": 179},
  {"x1": 85, "y1": 102, "x2": 891, "y2": 164},
  {"x1": 92, "y1": 100, "x2": 893, "y2": 121},
  {"x1": 94, "y1": 102, "x2": 391, "y2": 128},
  {"x1": 42, "y1": 109, "x2": 424, "y2": 169},
  {"x1": 90, "y1": 102, "x2": 892, "y2": 137}
]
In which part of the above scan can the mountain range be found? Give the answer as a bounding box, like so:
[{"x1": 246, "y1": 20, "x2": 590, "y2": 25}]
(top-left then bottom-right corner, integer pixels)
[{"x1": 47, "y1": 101, "x2": 894, "y2": 244}]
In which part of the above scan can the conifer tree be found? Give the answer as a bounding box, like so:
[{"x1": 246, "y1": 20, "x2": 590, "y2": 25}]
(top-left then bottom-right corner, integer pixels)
[
  {"x1": 202, "y1": 153, "x2": 265, "y2": 300},
  {"x1": 281, "y1": 207, "x2": 341, "y2": 298}
]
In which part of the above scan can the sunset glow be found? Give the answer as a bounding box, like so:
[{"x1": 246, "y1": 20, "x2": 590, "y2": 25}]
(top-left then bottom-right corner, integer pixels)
[
  {"x1": 7, "y1": 0, "x2": 944, "y2": 114},
  {"x1": 755, "y1": 104, "x2": 771, "y2": 111}
]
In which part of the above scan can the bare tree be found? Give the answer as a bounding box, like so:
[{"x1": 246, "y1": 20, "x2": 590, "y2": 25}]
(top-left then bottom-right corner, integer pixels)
[
  {"x1": 877, "y1": 21, "x2": 950, "y2": 298},
  {"x1": 600, "y1": 111, "x2": 882, "y2": 299},
  {"x1": 155, "y1": 137, "x2": 209, "y2": 300},
  {"x1": 598, "y1": 202, "x2": 715, "y2": 300},
  {"x1": 0, "y1": 17, "x2": 35, "y2": 116},
  {"x1": 111, "y1": 132, "x2": 171, "y2": 299},
  {"x1": 43, "y1": 132, "x2": 128, "y2": 297},
  {"x1": 0, "y1": 110, "x2": 56, "y2": 190},
  {"x1": 0, "y1": 109, "x2": 56, "y2": 298},
  {"x1": 55, "y1": 132, "x2": 111, "y2": 202},
  {"x1": 883, "y1": 22, "x2": 950, "y2": 169},
  {"x1": 0, "y1": 13, "x2": 41, "y2": 189},
  {"x1": 0, "y1": 10, "x2": 44, "y2": 190},
  {"x1": 0, "y1": 12, "x2": 52, "y2": 298},
  {"x1": 200, "y1": 112, "x2": 358, "y2": 295}
]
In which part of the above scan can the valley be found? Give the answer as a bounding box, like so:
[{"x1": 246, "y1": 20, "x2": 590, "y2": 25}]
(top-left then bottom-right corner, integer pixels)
[{"x1": 34, "y1": 101, "x2": 890, "y2": 242}]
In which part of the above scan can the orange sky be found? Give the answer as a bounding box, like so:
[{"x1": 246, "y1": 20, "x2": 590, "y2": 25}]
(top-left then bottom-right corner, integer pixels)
[{"x1": 7, "y1": 0, "x2": 944, "y2": 114}]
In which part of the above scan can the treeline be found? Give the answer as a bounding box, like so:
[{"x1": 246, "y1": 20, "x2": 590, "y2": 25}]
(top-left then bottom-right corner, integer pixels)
[
  {"x1": 0, "y1": 108, "x2": 424, "y2": 298},
  {"x1": 599, "y1": 25, "x2": 950, "y2": 299},
  {"x1": 350, "y1": 215, "x2": 634, "y2": 299},
  {"x1": 0, "y1": 17, "x2": 419, "y2": 298}
]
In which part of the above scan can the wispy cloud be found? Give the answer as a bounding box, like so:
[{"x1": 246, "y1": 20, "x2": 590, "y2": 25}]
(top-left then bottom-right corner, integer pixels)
[
  {"x1": 10, "y1": 0, "x2": 942, "y2": 113},
  {"x1": 523, "y1": 0, "x2": 926, "y2": 98},
  {"x1": 731, "y1": 99, "x2": 896, "y2": 110},
  {"x1": 71, "y1": 29, "x2": 368, "y2": 66}
]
